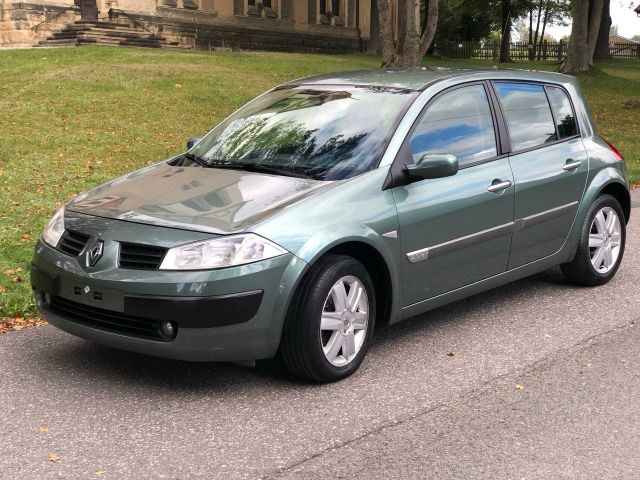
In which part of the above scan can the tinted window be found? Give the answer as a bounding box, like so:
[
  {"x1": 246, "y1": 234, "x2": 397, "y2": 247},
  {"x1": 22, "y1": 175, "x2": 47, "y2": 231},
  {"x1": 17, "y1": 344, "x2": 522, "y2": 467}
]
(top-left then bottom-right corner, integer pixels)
[
  {"x1": 409, "y1": 85, "x2": 497, "y2": 166},
  {"x1": 546, "y1": 86, "x2": 578, "y2": 139},
  {"x1": 494, "y1": 83, "x2": 557, "y2": 151},
  {"x1": 190, "y1": 86, "x2": 416, "y2": 181}
]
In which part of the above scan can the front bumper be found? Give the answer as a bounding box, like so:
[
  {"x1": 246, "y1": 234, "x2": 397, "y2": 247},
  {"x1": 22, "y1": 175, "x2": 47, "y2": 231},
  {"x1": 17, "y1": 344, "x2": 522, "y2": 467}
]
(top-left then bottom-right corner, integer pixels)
[{"x1": 31, "y1": 238, "x2": 307, "y2": 362}]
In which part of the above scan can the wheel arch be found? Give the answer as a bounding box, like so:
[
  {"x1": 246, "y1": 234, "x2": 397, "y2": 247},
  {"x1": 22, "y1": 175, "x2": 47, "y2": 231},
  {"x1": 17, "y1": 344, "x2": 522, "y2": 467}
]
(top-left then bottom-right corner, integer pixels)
[
  {"x1": 599, "y1": 181, "x2": 631, "y2": 224},
  {"x1": 284, "y1": 238, "x2": 398, "y2": 332}
]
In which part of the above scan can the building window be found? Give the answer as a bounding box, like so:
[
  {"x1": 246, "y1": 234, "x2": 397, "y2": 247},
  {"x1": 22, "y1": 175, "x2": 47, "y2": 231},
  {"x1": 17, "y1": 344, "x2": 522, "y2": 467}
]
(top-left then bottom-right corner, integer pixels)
[
  {"x1": 319, "y1": 0, "x2": 344, "y2": 26},
  {"x1": 247, "y1": 0, "x2": 278, "y2": 18}
]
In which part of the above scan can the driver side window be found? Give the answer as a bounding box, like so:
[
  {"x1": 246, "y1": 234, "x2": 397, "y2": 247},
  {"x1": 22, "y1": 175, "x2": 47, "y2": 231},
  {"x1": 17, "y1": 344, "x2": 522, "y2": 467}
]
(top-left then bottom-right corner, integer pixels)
[{"x1": 409, "y1": 85, "x2": 498, "y2": 167}]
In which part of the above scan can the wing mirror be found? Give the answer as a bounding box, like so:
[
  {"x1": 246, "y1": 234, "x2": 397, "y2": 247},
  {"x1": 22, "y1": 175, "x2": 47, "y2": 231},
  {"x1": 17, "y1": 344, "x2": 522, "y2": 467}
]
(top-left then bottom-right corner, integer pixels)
[
  {"x1": 187, "y1": 137, "x2": 202, "y2": 149},
  {"x1": 406, "y1": 153, "x2": 459, "y2": 180}
]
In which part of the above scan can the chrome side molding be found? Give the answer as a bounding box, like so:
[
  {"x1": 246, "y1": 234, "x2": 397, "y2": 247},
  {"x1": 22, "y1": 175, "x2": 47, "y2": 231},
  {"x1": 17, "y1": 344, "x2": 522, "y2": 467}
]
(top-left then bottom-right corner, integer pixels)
[{"x1": 406, "y1": 201, "x2": 579, "y2": 264}]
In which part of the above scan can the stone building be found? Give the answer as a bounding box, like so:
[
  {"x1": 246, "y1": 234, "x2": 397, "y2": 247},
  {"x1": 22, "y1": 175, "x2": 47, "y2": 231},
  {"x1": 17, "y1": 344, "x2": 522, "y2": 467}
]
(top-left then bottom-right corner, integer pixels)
[{"x1": 0, "y1": 0, "x2": 388, "y2": 51}]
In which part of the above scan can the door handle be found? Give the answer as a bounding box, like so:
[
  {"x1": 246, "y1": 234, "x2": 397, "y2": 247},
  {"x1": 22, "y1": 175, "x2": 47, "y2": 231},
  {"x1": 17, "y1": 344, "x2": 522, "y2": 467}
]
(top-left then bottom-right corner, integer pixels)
[
  {"x1": 487, "y1": 179, "x2": 512, "y2": 193},
  {"x1": 563, "y1": 159, "x2": 582, "y2": 171}
]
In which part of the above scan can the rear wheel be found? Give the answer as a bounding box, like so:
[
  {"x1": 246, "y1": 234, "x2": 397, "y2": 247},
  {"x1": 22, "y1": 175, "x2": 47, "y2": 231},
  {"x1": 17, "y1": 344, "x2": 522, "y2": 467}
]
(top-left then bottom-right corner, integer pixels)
[
  {"x1": 561, "y1": 194, "x2": 626, "y2": 286},
  {"x1": 280, "y1": 254, "x2": 375, "y2": 383}
]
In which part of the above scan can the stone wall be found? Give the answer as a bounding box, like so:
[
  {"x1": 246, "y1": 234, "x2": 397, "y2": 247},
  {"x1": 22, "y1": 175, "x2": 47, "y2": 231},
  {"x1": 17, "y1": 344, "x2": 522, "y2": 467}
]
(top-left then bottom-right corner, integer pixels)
[{"x1": 0, "y1": 1, "x2": 79, "y2": 45}]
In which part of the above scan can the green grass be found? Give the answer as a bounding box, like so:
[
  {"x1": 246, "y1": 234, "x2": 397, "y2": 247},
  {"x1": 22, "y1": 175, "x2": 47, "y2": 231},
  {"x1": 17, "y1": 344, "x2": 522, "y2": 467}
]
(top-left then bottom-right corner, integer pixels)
[{"x1": 1, "y1": 47, "x2": 639, "y2": 319}]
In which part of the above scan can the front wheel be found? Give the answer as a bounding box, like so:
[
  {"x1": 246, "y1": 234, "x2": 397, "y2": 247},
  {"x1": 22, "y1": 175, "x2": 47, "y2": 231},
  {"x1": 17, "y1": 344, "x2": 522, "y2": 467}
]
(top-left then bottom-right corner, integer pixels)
[
  {"x1": 561, "y1": 194, "x2": 626, "y2": 286},
  {"x1": 280, "y1": 254, "x2": 376, "y2": 383}
]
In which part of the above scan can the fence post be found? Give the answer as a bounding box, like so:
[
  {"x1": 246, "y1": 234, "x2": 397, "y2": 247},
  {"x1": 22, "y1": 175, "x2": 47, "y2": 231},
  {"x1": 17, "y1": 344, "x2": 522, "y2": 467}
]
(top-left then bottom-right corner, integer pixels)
[
  {"x1": 542, "y1": 39, "x2": 547, "y2": 61},
  {"x1": 492, "y1": 40, "x2": 498, "y2": 62},
  {"x1": 558, "y1": 39, "x2": 564, "y2": 61}
]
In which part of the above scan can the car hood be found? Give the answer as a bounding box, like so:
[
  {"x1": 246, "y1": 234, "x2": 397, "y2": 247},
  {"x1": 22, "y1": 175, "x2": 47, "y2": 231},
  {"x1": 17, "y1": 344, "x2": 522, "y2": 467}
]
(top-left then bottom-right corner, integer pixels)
[{"x1": 67, "y1": 162, "x2": 331, "y2": 234}]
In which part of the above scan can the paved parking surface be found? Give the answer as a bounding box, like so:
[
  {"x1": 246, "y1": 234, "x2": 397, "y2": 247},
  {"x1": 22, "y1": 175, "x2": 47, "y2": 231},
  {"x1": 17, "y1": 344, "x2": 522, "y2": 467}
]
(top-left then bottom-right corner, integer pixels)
[{"x1": 1, "y1": 190, "x2": 638, "y2": 479}]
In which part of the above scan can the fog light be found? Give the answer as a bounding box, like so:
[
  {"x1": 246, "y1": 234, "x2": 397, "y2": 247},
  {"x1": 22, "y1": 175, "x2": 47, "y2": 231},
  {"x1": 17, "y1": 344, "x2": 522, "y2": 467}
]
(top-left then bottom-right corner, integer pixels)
[{"x1": 159, "y1": 320, "x2": 177, "y2": 339}]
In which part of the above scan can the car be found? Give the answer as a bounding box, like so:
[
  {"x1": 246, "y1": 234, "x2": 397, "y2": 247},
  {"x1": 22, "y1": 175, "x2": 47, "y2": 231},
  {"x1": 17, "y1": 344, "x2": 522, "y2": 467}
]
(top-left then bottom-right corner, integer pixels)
[{"x1": 31, "y1": 67, "x2": 630, "y2": 382}]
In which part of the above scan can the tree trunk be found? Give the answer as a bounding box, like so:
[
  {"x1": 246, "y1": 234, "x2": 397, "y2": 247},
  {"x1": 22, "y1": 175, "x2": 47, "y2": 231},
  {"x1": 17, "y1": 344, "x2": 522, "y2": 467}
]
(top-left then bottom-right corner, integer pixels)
[
  {"x1": 536, "y1": 1, "x2": 549, "y2": 60},
  {"x1": 593, "y1": 0, "x2": 611, "y2": 60},
  {"x1": 417, "y1": 0, "x2": 438, "y2": 59},
  {"x1": 587, "y1": 0, "x2": 604, "y2": 64},
  {"x1": 377, "y1": 0, "x2": 396, "y2": 66},
  {"x1": 561, "y1": 0, "x2": 590, "y2": 73},
  {"x1": 500, "y1": 0, "x2": 512, "y2": 62},
  {"x1": 533, "y1": 0, "x2": 543, "y2": 49},
  {"x1": 395, "y1": 0, "x2": 408, "y2": 59},
  {"x1": 377, "y1": 0, "x2": 438, "y2": 67}
]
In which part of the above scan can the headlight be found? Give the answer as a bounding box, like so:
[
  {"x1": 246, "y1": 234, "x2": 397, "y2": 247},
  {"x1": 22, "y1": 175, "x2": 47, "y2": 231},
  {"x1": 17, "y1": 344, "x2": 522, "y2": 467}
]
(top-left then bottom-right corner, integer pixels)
[
  {"x1": 42, "y1": 207, "x2": 65, "y2": 248},
  {"x1": 159, "y1": 233, "x2": 288, "y2": 270}
]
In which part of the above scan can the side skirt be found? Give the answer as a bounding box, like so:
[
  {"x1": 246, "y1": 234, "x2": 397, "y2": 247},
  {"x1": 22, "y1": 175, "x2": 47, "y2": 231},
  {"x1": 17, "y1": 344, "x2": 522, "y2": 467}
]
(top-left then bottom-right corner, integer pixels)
[{"x1": 397, "y1": 251, "x2": 570, "y2": 323}]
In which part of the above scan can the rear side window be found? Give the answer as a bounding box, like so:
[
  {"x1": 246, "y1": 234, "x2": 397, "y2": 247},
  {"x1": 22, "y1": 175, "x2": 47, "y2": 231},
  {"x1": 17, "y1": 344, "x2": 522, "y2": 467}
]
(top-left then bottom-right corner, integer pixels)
[
  {"x1": 409, "y1": 84, "x2": 497, "y2": 167},
  {"x1": 546, "y1": 86, "x2": 578, "y2": 139},
  {"x1": 494, "y1": 83, "x2": 557, "y2": 151}
]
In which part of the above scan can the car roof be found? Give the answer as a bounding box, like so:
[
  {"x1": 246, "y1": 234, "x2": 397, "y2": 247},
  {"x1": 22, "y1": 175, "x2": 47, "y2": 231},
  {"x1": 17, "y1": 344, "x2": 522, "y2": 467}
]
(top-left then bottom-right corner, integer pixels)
[{"x1": 280, "y1": 67, "x2": 576, "y2": 91}]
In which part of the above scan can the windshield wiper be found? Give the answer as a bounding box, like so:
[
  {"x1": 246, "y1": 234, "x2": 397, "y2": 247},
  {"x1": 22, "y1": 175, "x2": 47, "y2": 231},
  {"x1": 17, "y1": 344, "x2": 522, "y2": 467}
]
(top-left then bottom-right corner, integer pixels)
[
  {"x1": 208, "y1": 162, "x2": 315, "y2": 179},
  {"x1": 183, "y1": 152, "x2": 210, "y2": 168}
]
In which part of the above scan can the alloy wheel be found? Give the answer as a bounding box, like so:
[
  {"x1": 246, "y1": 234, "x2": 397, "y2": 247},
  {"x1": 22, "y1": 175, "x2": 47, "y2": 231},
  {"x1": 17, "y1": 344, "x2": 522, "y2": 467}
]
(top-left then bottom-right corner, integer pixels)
[
  {"x1": 589, "y1": 206, "x2": 622, "y2": 274},
  {"x1": 320, "y1": 275, "x2": 369, "y2": 367}
]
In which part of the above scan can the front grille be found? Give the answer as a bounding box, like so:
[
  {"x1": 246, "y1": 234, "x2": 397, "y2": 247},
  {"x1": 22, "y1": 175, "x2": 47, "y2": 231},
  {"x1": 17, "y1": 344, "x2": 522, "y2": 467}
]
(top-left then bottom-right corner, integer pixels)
[
  {"x1": 48, "y1": 295, "x2": 166, "y2": 341},
  {"x1": 119, "y1": 242, "x2": 167, "y2": 270},
  {"x1": 57, "y1": 230, "x2": 90, "y2": 256}
]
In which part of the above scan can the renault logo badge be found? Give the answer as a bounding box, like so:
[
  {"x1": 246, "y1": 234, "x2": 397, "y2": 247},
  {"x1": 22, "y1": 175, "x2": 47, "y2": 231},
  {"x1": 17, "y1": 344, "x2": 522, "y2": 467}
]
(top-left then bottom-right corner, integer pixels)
[{"x1": 86, "y1": 241, "x2": 104, "y2": 267}]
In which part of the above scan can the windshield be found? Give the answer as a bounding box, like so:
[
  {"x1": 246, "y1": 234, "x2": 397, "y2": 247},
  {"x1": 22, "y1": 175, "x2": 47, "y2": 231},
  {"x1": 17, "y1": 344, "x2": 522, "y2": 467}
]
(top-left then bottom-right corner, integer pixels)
[{"x1": 188, "y1": 86, "x2": 417, "y2": 180}]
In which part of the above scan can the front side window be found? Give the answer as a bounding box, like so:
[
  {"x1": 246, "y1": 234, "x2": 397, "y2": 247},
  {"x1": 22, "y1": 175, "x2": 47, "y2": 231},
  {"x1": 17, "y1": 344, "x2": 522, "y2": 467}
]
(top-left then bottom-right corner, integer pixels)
[
  {"x1": 494, "y1": 82, "x2": 557, "y2": 151},
  {"x1": 409, "y1": 84, "x2": 498, "y2": 167},
  {"x1": 189, "y1": 86, "x2": 416, "y2": 180},
  {"x1": 546, "y1": 86, "x2": 578, "y2": 139}
]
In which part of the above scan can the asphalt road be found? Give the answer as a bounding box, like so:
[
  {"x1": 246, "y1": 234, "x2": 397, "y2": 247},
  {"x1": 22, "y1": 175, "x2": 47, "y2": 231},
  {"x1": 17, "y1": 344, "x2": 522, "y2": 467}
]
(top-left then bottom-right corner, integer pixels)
[{"x1": 1, "y1": 190, "x2": 639, "y2": 480}]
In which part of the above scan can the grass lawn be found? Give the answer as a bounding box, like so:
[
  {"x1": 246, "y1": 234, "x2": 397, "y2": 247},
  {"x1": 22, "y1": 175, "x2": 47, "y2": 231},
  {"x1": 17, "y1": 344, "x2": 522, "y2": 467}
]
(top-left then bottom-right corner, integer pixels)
[{"x1": 1, "y1": 46, "x2": 639, "y2": 320}]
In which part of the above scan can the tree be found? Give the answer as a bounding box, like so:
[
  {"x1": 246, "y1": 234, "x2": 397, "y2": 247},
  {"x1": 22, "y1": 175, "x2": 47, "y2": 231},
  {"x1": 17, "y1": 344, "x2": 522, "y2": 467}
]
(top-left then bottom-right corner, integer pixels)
[
  {"x1": 435, "y1": 0, "x2": 495, "y2": 43},
  {"x1": 594, "y1": 0, "x2": 611, "y2": 60},
  {"x1": 499, "y1": 0, "x2": 513, "y2": 61},
  {"x1": 377, "y1": 0, "x2": 439, "y2": 67},
  {"x1": 560, "y1": 0, "x2": 604, "y2": 74}
]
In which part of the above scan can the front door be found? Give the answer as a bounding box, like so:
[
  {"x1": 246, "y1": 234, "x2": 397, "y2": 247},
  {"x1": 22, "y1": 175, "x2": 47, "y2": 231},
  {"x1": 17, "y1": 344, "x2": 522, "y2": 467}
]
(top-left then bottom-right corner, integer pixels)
[
  {"x1": 392, "y1": 83, "x2": 515, "y2": 306},
  {"x1": 492, "y1": 82, "x2": 589, "y2": 269},
  {"x1": 79, "y1": 0, "x2": 98, "y2": 21}
]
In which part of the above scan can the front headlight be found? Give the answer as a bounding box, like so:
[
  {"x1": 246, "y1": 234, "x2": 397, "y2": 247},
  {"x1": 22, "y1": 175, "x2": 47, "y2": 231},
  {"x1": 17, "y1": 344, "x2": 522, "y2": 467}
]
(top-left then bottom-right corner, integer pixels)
[
  {"x1": 159, "y1": 233, "x2": 288, "y2": 270},
  {"x1": 42, "y1": 207, "x2": 65, "y2": 248}
]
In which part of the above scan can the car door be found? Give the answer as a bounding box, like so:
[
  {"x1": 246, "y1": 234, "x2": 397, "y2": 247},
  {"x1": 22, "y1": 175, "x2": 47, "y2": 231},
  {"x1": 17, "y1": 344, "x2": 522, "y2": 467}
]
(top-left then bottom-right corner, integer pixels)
[
  {"x1": 492, "y1": 82, "x2": 589, "y2": 269},
  {"x1": 390, "y1": 83, "x2": 515, "y2": 307}
]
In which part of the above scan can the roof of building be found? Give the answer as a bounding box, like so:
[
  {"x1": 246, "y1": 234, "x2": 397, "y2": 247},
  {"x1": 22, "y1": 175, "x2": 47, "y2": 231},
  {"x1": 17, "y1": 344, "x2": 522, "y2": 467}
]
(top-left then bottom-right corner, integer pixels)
[
  {"x1": 609, "y1": 34, "x2": 640, "y2": 44},
  {"x1": 280, "y1": 67, "x2": 575, "y2": 91}
]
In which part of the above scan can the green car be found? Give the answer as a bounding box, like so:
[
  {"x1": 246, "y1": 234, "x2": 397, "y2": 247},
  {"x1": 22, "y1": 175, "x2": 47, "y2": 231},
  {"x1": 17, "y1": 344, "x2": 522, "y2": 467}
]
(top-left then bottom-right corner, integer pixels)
[{"x1": 31, "y1": 68, "x2": 630, "y2": 382}]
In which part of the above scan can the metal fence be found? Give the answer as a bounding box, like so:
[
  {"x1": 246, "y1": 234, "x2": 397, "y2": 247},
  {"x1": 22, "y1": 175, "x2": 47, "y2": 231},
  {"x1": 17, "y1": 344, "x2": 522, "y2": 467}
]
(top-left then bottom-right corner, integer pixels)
[{"x1": 431, "y1": 40, "x2": 640, "y2": 61}]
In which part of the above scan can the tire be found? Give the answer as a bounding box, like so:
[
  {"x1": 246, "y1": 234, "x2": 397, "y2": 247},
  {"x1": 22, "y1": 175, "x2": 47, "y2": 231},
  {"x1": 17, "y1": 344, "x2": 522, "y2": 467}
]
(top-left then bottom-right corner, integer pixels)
[
  {"x1": 280, "y1": 254, "x2": 376, "y2": 383},
  {"x1": 561, "y1": 194, "x2": 626, "y2": 286}
]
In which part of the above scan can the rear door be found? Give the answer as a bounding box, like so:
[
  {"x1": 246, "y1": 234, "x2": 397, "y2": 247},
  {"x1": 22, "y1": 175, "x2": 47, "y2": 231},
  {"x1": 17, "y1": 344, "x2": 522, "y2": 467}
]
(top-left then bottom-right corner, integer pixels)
[
  {"x1": 492, "y1": 82, "x2": 588, "y2": 269},
  {"x1": 392, "y1": 83, "x2": 515, "y2": 306}
]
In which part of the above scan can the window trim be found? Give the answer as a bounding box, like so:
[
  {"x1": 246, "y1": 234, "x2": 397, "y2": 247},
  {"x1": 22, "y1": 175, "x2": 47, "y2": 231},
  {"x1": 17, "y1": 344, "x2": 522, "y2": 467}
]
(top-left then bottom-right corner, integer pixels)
[{"x1": 488, "y1": 80, "x2": 581, "y2": 157}]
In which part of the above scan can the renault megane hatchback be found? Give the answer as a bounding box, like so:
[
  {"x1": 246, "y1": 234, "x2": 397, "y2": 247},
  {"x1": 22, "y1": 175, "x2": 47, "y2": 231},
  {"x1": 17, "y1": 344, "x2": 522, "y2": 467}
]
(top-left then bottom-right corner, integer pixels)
[{"x1": 31, "y1": 68, "x2": 630, "y2": 382}]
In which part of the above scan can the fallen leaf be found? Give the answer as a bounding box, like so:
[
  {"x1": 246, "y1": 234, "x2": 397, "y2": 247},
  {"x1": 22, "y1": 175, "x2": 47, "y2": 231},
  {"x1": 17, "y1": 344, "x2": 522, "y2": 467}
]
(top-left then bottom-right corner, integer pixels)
[
  {"x1": 38, "y1": 426, "x2": 48, "y2": 433},
  {"x1": 515, "y1": 384, "x2": 524, "y2": 390},
  {"x1": 49, "y1": 453, "x2": 60, "y2": 462},
  {"x1": 175, "y1": 83, "x2": 182, "y2": 88},
  {"x1": 544, "y1": 333, "x2": 552, "y2": 339},
  {"x1": 3, "y1": 268, "x2": 21, "y2": 276},
  {"x1": 0, "y1": 286, "x2": 7, "y2": 293},
  {"x1": 11, "y1": 276, "x2": 22, "y2": 283},
  {"x1": 446, "y1": 351, "x2": 456, "y2": 357},
  {"x1": 95, "y1": 470, "x2": 107, "y2": 476}
]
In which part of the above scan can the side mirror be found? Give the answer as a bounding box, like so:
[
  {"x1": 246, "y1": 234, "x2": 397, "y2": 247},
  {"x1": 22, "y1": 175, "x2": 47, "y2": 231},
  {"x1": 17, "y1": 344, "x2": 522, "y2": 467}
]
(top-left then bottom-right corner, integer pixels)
[
  {"x1": 187, "y1": 137, "x2": 202, "y2": 149},
  {"x1": 406, "y1": 153, "x2": 459, "y2": 180}
]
